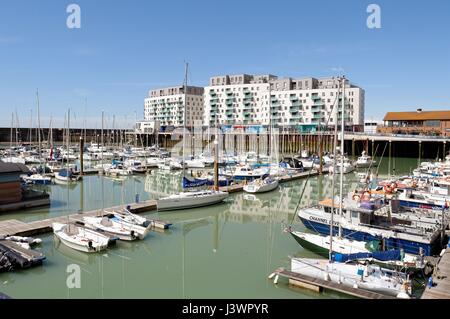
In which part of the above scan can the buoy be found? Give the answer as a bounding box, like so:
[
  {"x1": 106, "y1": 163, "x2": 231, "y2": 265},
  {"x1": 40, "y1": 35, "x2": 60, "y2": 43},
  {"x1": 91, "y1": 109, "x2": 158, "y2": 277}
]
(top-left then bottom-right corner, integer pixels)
[
  {"x1": 323, "y1": 272, "x2": 330, "y2": 281},
  {"x1": 268, "y1": 272, "x2": 276, "y2": 279},
  {"x1": 274, "y1": 275, "x2": 279, "y2": 285},
  {"x1": 353, "y1": 283, "x2": 358, "y2": 289}
]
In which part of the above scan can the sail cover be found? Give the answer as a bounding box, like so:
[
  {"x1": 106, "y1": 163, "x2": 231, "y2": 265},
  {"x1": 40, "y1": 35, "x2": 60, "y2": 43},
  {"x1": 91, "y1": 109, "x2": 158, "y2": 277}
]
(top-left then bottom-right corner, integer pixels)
[
  {"x1": 332, "y1": 250, "x2": 402, "y2": 263},
  {"x1": 182, "y1": 176, "x2": 208, "y2": 188}
]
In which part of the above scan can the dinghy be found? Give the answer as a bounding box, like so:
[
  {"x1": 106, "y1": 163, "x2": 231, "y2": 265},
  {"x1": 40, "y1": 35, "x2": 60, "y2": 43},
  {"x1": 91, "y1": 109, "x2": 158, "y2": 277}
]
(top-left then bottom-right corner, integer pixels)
[
  {"x1": 83, "y1": 216, "x2": 149, "y2": 241},
  {"x1": 52, "y1": 222, "x2": 111, "y2": 253}
]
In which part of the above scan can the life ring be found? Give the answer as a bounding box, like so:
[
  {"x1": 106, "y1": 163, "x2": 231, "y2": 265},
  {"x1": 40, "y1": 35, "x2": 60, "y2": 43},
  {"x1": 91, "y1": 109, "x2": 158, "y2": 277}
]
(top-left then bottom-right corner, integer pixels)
[
  {"x1": 361, "y1": 191, "x2": 371, "y2": 201},
  {"x1": 352, "y1": 193, "x2": 361, "y2": 201},
  {"x1": 390, "y1": 182, "x2": 398, "y2": 190},
  {"x1": 384, "y1": 184, "x2": 393, "y2": 194}
]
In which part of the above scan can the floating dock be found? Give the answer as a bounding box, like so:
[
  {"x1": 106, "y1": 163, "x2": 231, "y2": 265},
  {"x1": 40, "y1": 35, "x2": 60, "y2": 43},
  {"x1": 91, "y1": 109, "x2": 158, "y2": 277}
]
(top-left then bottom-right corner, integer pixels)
[
  {"x1": 0, "y1": 199, "x2": 171, "y2": 237},
  {"x1": 421, "y1": 247, "x2": 450, "y2": 299},
  {"x1": 269, "y1": 267, "x2": 395, "y2": 299}
]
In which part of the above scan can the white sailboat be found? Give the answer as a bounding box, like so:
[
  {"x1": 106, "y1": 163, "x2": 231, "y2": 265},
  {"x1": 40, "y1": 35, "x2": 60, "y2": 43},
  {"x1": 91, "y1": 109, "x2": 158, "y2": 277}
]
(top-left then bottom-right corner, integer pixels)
[
  {"x1": 243, "y1": 176, "x2": 279, "y2": 194},
  {"x1": 157, "y1": 63, "x2": 228, "y2": 211},
  {"x1": 52, "y1": 222, "x2": 111, "y2": 253},
  {"x1": 243, "y1": 86, "x2": 279, "y2": 194}
]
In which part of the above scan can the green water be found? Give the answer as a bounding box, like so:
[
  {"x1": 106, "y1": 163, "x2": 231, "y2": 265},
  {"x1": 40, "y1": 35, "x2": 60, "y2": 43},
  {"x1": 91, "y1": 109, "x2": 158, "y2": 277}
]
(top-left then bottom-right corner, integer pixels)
[{"x1": 0, "y1": 157, "x2": 425, "y2": 298}]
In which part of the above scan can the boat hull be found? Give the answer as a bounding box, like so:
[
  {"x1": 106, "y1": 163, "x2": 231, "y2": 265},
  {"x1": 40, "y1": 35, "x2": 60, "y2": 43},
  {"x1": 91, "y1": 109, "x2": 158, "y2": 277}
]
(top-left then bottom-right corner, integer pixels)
[
  {"x1": 299, "y1": 216, "x2": 437, "y2": 256},
  {"x1": 157, "y1": 193, "x2": 228, "y2": 211}
]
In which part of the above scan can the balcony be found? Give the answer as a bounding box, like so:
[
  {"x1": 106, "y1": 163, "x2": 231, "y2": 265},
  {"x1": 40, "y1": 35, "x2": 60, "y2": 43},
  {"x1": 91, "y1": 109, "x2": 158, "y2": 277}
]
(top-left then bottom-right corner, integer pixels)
[
  {"x1": 226, "y1": 109, "x2": 234, "y2": 115},
  {"x1": 290, "y1": 107, "x2": 300, "y2": 113},
  {"x1": 291, "y1": 101, "x2": 302, "y2": 107},
  {"x1": 313, "y1": 100, "x2": 325, "y2": 106},
  {"x1": 290, "y1": 95, "x2": 298, "y2": 101},
  {"x1": 311, "y1": 94, "x2": 321, "y2": 100}
]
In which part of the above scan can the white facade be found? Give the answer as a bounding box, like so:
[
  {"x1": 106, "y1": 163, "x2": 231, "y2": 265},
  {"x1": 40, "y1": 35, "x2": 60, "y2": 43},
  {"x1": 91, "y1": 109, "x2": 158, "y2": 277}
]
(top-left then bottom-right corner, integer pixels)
[
  {"x1": 144, "y1": 86, "x2": 204, "y2": 127},
  {"x1": 203, "y1": 74, "x2": 364, "y2": 129}
]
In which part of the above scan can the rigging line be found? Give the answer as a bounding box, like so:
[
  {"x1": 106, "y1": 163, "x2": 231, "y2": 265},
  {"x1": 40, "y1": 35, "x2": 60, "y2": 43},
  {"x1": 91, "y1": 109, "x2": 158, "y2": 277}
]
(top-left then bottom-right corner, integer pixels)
[
  {"x1": 375, "y1": 141, "x2": 389, "y2": 176},
  {"x1": 289, "y1": 85, "x2": 340, "y2": 226}
]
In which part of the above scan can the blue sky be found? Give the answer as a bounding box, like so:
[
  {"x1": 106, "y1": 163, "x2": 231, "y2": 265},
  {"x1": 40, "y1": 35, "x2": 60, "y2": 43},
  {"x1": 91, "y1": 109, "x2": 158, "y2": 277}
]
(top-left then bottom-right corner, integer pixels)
[{"x1": 0, "y1": 0, "x2": 449, "y2": 128}]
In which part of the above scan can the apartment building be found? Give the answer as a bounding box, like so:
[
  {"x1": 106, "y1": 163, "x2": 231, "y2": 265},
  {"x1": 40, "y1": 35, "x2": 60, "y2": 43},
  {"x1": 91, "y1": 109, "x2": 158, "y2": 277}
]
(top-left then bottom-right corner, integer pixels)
[
  {"x1": 144, "y1": 85, "x2": 204, "y2": 128},
  {"x1": 203, "y1": 74, "x2": 365, "y2": 131}
]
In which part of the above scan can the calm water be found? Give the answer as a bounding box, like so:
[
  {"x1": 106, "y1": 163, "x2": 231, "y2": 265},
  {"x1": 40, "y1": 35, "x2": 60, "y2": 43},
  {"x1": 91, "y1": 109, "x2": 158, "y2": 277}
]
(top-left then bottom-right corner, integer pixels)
[{"x1": 0, "y1": 157, "x2": 426, "y2": 298}]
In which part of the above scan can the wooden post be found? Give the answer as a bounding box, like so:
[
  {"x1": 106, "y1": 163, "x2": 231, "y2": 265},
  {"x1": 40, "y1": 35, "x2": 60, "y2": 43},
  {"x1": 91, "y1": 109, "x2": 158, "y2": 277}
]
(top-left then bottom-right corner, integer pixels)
[
  {"x1": 351, "y1": 138, "x2": 355, "y2": 159},
  {"x1": 443, "y1": 141, "x2": 446, "y2": 160},
  {"x1": 388, "y1": 140, "x2": 392, "y2": 178},
  {"x1": 371, "y1": 139, "x2": 375, "y2": 157},
  {"x1": 418, "y1": 141, "x2": 422, "y2": 166},
  {"x1": 79, "y1": 136, "x2": 84, "y2": 175}
]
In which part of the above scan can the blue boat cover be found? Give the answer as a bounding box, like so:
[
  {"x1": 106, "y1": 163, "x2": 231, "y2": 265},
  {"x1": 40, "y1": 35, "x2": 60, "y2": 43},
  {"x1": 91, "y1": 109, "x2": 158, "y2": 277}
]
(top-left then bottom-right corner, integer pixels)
[
  {"x1": 182, "y1": 176, "x2": 209, "y2": 188},
  {"x1": 332, "y1": 250, "x2": 402, "y2": 263}
]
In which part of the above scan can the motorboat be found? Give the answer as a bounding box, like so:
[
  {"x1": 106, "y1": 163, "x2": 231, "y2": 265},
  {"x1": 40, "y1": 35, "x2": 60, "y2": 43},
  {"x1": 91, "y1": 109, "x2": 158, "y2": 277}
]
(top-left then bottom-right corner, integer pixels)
[
  {"x1": 23, "y1": 173, "x2": 52, "y2": 185},
  {"x1": 329, "y1": 157, "x2": 355, "y2": 174},
  {"x1": 289, "y1": 231, "x2": 428, "y2": 272},
  {"x1": 243, "y1": 176, "x2": 279, "y2": 194},
  {"x1": 356, "y1": 151, "x2": 376, "y2": 168},
  {"x1": 83, "y1": 216, "x2": 149, "y2": 240},
  {"x1": 104, "y1": 209, "x2": 151, "y2": 227},
  {"x1": 52, "y1": 222, "x2": 112, "y2": 253},
  {"x1": 290, "y1": 257, "x2": 412, "y2": 298},
  {"x1": 55, "y1": 169, "x2": 82, "y2": 182},
  {"x1": 225, "y1": 165, "x2": 269, "y2": 181}
]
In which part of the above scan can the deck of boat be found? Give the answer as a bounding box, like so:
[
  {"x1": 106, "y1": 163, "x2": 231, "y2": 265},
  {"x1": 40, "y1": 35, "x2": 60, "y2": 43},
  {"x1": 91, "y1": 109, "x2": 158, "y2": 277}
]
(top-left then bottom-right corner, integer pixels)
[
  {"x1": 421, "y1": 247, "x2": 450, "y2": 299},
  {"x1": 270, "y1": 267, "x2": 396, "y2": 299}
]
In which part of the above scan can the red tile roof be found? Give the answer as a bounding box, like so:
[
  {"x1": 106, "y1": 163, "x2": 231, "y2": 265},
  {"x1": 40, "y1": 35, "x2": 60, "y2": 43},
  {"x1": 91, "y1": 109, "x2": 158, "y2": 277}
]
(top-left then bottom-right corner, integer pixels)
[{"x1": 383, "y1": 110, "x2": 450, "y2": 121}]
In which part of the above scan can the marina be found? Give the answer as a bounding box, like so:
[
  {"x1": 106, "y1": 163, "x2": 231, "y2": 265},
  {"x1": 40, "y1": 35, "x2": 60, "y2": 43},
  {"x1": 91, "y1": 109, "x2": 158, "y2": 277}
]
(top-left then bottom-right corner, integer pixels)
[
  {"x1": 0, "y1": 148, "x2": 449, "y2": 298},
  {"x1": 1, "y1": 1, "x2": 449, "y2": 304}
]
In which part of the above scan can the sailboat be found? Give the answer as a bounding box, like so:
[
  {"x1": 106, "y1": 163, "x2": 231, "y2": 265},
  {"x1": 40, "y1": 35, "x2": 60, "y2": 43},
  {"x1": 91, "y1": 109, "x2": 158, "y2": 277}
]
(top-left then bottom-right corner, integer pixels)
[
  {"x1": 289, "y1": 76, "x2": 412, "y2": 298},
  {"x1": 243, "y1": 86, "x2": 279, "y2": 194},
  {"x1": 23, "y1": 90, "x2": 52, "y2": 185},
  {"x1": 55, "y1": 109, "x2": 81, "y2": 183},
  {"x1": 157, "y1": 63, "x2": 228, "y2": 211}
]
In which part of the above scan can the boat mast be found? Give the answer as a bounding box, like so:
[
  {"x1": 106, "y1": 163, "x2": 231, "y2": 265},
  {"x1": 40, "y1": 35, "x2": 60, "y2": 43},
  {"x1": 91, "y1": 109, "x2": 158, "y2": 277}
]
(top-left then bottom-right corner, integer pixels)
[
  {"x1": 101, "y1": 110, "x2": 104, "y2": 170},
  {"x1": 67, "y1": 109, "x2": 70, "y2": 172},
  {"x1": 36, "y1": 90, "x2": 42, "y2": 167},
  {"x1": 268, "y1": 83, "x2": 272, "y2": 175},
  {"x1": 329, "y1": 78, "x2": 341, "y2": 260},
  {"x1": 182, "y1": 62, "x2": 188, "y2": 181},
  {"x1": 10, "y1": 113, "x2": 13, "y2": 161},
  {"x1": 338, "y1": 76, "x2": 346, "y2": 236}
]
